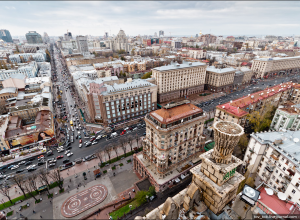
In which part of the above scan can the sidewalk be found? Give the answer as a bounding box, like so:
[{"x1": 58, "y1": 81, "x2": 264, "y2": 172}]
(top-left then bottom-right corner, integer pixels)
[{"x1": 0, "y1": 140, "x2": 141, "y2": 203}]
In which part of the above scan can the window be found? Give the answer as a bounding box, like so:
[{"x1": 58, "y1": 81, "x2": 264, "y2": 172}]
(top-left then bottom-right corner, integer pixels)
[
  {"x1": 276, "y1": 170, "x2": 278, "y2": 173},
  {"x1": 283, "y1": 167, "x2": 286, "y2": 171},
  {"x1": 292, "y1": 189, "x2": 296, "y2": 194},
  {"x1": 279, "y1": 173, "x2": 283, "y2": 177}
]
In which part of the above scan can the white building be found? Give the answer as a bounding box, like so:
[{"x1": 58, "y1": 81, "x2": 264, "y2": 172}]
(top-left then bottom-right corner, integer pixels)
[
  {"x1": 109, "y1": 30, "x2": 129, "y2": 52},
  {"x1": 0, "y1": 61, "x2": 38, "y2": 80},
  {"x1": 76, "y1": 35, "x2": 89, "y2": 54},
  {"x1": 37, "y1": 62, "x2": 51, "y2": 77},
  {"x1": 9, "y1": 50, "x2": 46, "y2": 63},
  {"x1": 243, "y1": 130, "x2": 300, "y2": 205},
  {"x1": 270, "y1": 104, "x2": 300, "y2": 131}
]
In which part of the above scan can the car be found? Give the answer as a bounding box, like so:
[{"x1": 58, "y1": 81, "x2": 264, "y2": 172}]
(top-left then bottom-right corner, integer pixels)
[
  {"x1": 11, "y1": 165, "x2": 19, "y2": 170},
  {"x1": 124, "y1": 127, "x2": 130, "y2": 131},
  {"x1": 67, "y1": 152, "x2": 73, "y2": 157},
  {"x1": 133, "y1": 127, "x2": 138, "y2": 131},
  {"x1": 57, "y1": 148, "x2": 64, "y2": 153},
  {"x1": 79, "y1": 139, "x2": 82, "y2": 143},
  {"x1": 66, "y1": 146, "x2": 72, "y2": 150},
  {"x1": 18, "y1": 161, "x2": 26, "y2": 166},
  {"x1": 96, "y1": 135, "x2": 102, "y2": 140},
  {"x1": 78, "y1": 131, "x2": 81, "y2": 134},
  {"x1": 16, "y1": 169, "x2": 25, "y2": 174},
  {"x1": 149, "y1": 195, "x2": 157, "y2": 201},
  {"x1": 5, "y1": 175, "x2": 15, "y2": 180},
  {"x1": 46, "y1": 151, "x2": 53, "y2": 156},
  {"x1": 57, "y1": 155, "x2": 64, "y2": 159},
  {"x1": 28, "y1": 168, "x2": 37, "y2": 172},
  {"x1": 26, "y1": 165, "x2": 36, "y2": 170},
  {"x1": 65, "y1": 150, "x2": 71, "y2": 155},
  {"x1": 0, "y1": 174, "x2": 7, "y2": 179},
  {"x1": 8, "y1": 165, "x2": 14, "y2": 169},
  {"x1": 92, "y1": 141, "x2": 97, "y2": 145},
  {"x1": 38, "y1": 155, "x2": 44, "y2": 161},
  {"x1": 78, "y1": 135, "x2": 81, "y2": 139},
  {"x1": 63, "y1": 159, "x2": 70, "y2": 164},
  {"x1": 85, "y1": 142, "x2": 92, "y2": 147},
  {"x1": 79, "y1": 143, "x2": 82, "y2": 148},
  {"x1": 47, "y1": 158, "x2": 57, "y2": 163},
  {"x1": 120, "y1": 131, "x2": 125, "y2": 135},
  {"x1": 37, "y1": 161, "x2": 45, "y2": 166},
  {"x1": 48, "y1": 163, "x2": 55, "y2": 168},
  {"x1": 24, "y1": 161, "x2": 32, "y2": 166}
]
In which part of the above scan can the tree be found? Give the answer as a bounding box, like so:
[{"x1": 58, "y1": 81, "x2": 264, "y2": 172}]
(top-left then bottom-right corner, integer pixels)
[
  {"x1": 20, "y1": 56, "x2": 25, "y2": 63},
  {"x1": 48, "y1": 168, "x2": 64, "y2": 191},
  {"x1": 105, "y1": 144, "x2": 113, "y2": 162},
  {"x1": 45, "y1": 49, "x2": 51, "y2": 62},
  {"x1": 95, "y1": 148, "x2": 104, "y2": 164},
  {"x1": 141, "y1": 71, "x2": 152, "y2": 79},
  {"x1": 135, "y1": 134, "x2": 140, "y2": 150},
  {"x1": 237, "y1": 168, "x2": 255, "y2": 194},
  {"x1": 127, "y1": 135, "x2": 134, "y2": 152},
  {"x1": 135, "y1": 190, "x2": 149, "y2": 205},
  {"x1": 196, "y1": 44, "x2": 199, "y2": 48},
  {"x1": 120, "y1": 56, "x2": 125, "y2": 61},
  {"x1": 28, "y1": 174, "x2": 39, "y2": 194},
  {"x1": 148, "y1": 186, "x2": 156, "y2": 196},
  {"x1": 0, "y1": 186, "x2": 13, "y2": 204},
  {"x1": 1, "y1": 61, "x2": 8, "y2": 70},
  {"x1": 24, "y1": 179, "x2": 39, "y2": 202},
  {"x1": 112, "y1": 143, "x2": 119, "y2": 159},
  {"x1": 238, "y1": 134, "x2": 249, "y2": 153},
  {"x1": 119, "y1": 137, "x2": 127, "y2": 157},
  {"x1": 16, "y1": 45, "x2": 20, "y2": 53},
  {"x1": 37, "y1": 169, "x2": 51, "y2": 194},
  {"x1": 247, "y1": 104, "x2": 276, "y2": 133},
  {"x1": 12, "y1": 175, "x2": 27, "y2": 199},
  {"x1": 131, "y1": 49, "x2": 135, "y2": 56}
]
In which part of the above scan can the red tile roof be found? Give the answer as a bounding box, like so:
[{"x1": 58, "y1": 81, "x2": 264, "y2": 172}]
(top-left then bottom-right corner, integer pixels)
[
  {"x1": 216, "y1": 82, "x2": 298, "y2": 118},
  {"x1": 257, "y1": 187, "x2": 298, "y2": 215},
  {"x1": 150, "y1": 103, "x2": 202, "y2": 124}
]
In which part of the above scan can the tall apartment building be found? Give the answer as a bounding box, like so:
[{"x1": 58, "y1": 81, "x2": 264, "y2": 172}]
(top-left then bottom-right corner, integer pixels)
[
  {"x1": 251, "y1": 56, "x2": 300, "y2": 79},
  {"x1": 0, "y1": 29, "x2": 13, "y2": 43},
  {"x1": 243, "y1": 130, "x2": 300, "y2": 204},
  {"x1": 43, "y1": 32, "x2": 50, "y2": 43},
  {"x1": 270, "y1": 103, "x2": 300, "y2": 131},
  {"x1": 152, "y1": 62, "x2": 207, "y2": 103},
  {"x1": 159, "y1": 30, "x2": 164, "y2": 37},
  {"x1": 109, "y1": 30, "x2": 129, "y2": 52},
  {"x1": 199, "y1": 34, "x2": 217, "y2": 45},
  {"x1": 214, "y1": 82, "x2": 300, "y2": 127},
  {"x1": 25, "y1": 31, "x2": 43, "y2": 44},
  {"x1": 76, "y1": 35, "x2": 89, "y2": 53},
  {"x1": 0, "y1": 115, "x2": 9, "y2": 152},
  {"x1": 87, "y1": 79, "x2": 157, "y2": 125},
  {"x1": 134, "y1": 101, "x2": 207, "y2": 191},
  {"x1": 64, "y1": 31, "x2": 73, "y2": 41},
  {"x1": 205, "y1": 66, "x2": 236, "y2": 92}
]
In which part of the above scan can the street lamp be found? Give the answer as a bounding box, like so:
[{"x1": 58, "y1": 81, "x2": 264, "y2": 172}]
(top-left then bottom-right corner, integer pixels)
[{"x1": 85, "y1": 162, "x2": 89, "y2": 172}]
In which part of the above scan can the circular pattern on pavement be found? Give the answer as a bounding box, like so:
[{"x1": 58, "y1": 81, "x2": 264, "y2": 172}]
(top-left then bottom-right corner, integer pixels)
[{"x1": 61, "y1": 185, "x2": 108, "y2": 218}]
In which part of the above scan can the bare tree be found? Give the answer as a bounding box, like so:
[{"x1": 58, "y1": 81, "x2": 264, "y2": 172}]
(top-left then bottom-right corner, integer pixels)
[
  {"x1": 0, "y1": 186, "x2": 12, "y2": 204},
  {"x1": 23, "y1": 179, "x2": 39, "y2": 202},
  {"x1": 95, "y1": 148, "x2": 103, "y2": 164},
  {"x1": 28, "y1": 174, "x2": 39, "y2": 194},
  {"x1": 37, "y1": 169, "x2": 51, "y2": 194},
  {"x1": 12, "y1": 175, "x2": 27, "y2": 198},
  {"x1": 135, "y1": 134, "x2": 140, "y2": 151},
  {"x1": 104, "y1": 144, "x2": 113, "y2": 162},
  {"x1": 127, "y1": 135, "x2": 134, "y2": 152},
  {"x1": 48, "y1": 168, "x2": 64, "y2": 191},
  {"x1": 119, "y1": 137, "x2": 127, "y2": 157},
  {"x1": 112, "y1": 143, "x2": 119, "y2": 159}
]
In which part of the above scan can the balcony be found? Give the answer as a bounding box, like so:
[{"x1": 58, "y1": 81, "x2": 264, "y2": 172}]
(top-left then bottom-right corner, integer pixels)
[
  {"x1": 284, "y1": 175, "x2": 292, "y2": 182},
  {"x1": 265, "y1": 163, "x2": 275, "y2": 173}
]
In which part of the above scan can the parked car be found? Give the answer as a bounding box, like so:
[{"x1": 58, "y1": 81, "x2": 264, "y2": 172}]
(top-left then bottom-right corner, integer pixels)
[
  {"x1": 79, "y1": 144, "x2": 82, "y2": 148},
  {"x1": 63, "y1": 159, "x2": 70, "y2": 164},
  {"x1": 11, "y1": 165, "x2": 19, "y2": 170},
  {"x1": 57, "y1": 155, "x2": 64, "y2": 159},
  {"x1": 92, "y1": 141, "x2": 97, "y2": 145},
  {"x1": 24, "y1": 161, "x2": 32, "y2": 166},
  {"x1": 18, "y1": 161, "x2": 26, "y2": 166},
  {"x1": 67, "y1": 152, "x2": 73, "y2": 157},
  {"x1": 48, "y1": 163, "x2": 55, "y2": 168},
  {"x1": 16, "y1": 169, "x2": 25, "y2": 174}
]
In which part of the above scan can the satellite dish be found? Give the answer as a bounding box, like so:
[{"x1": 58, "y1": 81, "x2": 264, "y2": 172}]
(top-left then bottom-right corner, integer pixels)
[
  {"x1": 243, "y1": 186, "x2": 256, "y2": 198},
  {"x1": 258, "y1": 195, "x2": 261, "y2": 200},
  {"x1": 294, "y1": 138, "x2": 299, "y2": 143},
  {"x1": 278, "y1": 192, "x2": 287, "y2": 201},
  {"x1": 265, "y1": 188, "x2": 274, "y2": 196}
]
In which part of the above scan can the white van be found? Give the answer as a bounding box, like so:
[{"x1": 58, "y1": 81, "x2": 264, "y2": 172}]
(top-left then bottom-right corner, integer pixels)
[{"x1": 111, "y1": 132, "x2": 117, "y2": 138}]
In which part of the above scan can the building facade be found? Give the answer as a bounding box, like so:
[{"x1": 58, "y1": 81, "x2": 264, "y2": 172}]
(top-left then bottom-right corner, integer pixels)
[
  {"x1": 109, "y1": 30, "x2": 129, "y2": 52},
  {"x1": 134, "y1": 101, "x2": 207, "y2": 191},
  {"x1": 0, "y1": 29, "x2": 13, "y2": 43},
  {"x1": 205, "y1": 66, "x2": 236, "y2": 92},
  {"x1": 152, "y1": 62, "x2": 207, "y2": 103},
  {"x1": 251, "y1": 56, "x2": 300, "y2": 79},
  {"x1": 0, "y1": 61, "x2": 38, "y2": 80},
  {"x1": 9, "y1": 51, "x2": 46, "y2": 63},
  {"x1": 25, "y1": 31, "x2": 43, "y2": 44},
  {"x1": 270, "y1": 104, "x2": 300, "y2": 131},
  {"x1": 76, "y1": 35, "x2": 89, "y2": 53},
  {"x1": 87, "y1": 79, "x2": 157, "y2": 125},
  {"x1": 243, "y1": 130, "x2": 300, "y2": 204}
]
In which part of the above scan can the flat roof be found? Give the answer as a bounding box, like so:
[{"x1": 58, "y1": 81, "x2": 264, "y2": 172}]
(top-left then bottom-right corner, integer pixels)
[
  {"x1": 153, "y1": 62, "x2": 206, "y2": 71},
  {"x1": 254, "y1": 56, "x2": 300, "y2": 62},
  {"x1": 206, "y1": 66, "x2": 236, "y2": 74}
]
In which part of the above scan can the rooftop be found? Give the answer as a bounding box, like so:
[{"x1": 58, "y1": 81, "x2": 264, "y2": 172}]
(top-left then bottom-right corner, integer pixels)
[
  {"x1": 252, "y1": 130, "x2": 300, "y2": 172},
  {"x1": 206, "y1": 66, "x2": 236, "y2": 73},
  {"x1": 216, "y1": 82, "x2": 297, "y2": 117},
  {"x1": 150, "y1": 102, "x2": 202, "y2": 124},
  {"x1": 153, "y1": 61, "x2": 206, "y2": 71},
  {"x1": 0, "y1": 87, "x2": 17, "y2": 94},
  {"x1": 254, "y1": 56, "x2": 300, "y2": 62}
]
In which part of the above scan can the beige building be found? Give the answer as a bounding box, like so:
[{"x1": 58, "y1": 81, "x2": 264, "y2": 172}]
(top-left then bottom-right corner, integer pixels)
[
  {"x1": 0, "y1": 115, "x2": 9, "y2": 152},
  {"x1": 134, "y1": 101, "x2": 206, "y2": 191},
  {"x1": 205, "y1": 66, "x2": 236, "y2": 92},
  {"x1": 251, "y1": 56, "x2": 300, "y2": 78},
  {"x1": 152, "y1": 62, "x2": 207, "y2": 103},
  {"x1": 87, "y1": 79, "x2": 157, "y2": 125}
]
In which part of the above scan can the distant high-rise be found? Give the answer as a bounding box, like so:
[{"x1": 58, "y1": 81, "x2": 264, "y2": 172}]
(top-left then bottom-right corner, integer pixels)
[
  {"x1": 104, "y1": 32, "x2": 109, "y2": 38},
  {"x1": 154, "y1": 32, "x2": 158, "y2": 37},
  {"x1": 159, "y1": 30, "x2": 164, "y2": 37},
  {"x1": 43, "y1": 32, "x2": 50, "y2": 43},
  {"x1": 64, "y1": 31, "x2": 72, "y2": 41},
  {"x1": 25, "y1": 31, "x2": 43, "y2": 44},
  {"x1": 0, "y1": 29, "x2": 13, "y2": 43},
  {"x1": 196, "y1": 34, "x2": 198, "y2": 38},
  {"x1": 76, "y1": 35, "x2": 89, "y2": 53}
]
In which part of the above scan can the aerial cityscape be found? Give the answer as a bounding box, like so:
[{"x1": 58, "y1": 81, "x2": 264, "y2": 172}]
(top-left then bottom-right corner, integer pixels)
[{"x1": 1, "y1": 1, "x2": 300, "y2": 220}]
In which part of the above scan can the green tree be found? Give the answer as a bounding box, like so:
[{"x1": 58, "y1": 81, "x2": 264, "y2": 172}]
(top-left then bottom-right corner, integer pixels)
[
  {"x1": 148, "y1": 186, "x2": 156, "y2": 196},
  {"x1": 135, "y1": 190, "x2": 149, "y2": 205},
  {"x1": 196, "y1": 44, "x2": 199, "y2": 48},
  {"x1": 45, "y1": 49, "x2": 51, "y2": 62},
  {"x1": 0, "y1": 61, "x2": 3, "y2": 69},
  {"x1": 141, "y1": 71, "x2": 152, "y2": 79},
  {"x1": 120, "y1": 56, "x2": 125, "y2": 61},
  {"x1": 2, "y1": 61, "x2": 8, "y2": 70},
  {"x1": 131, "y1": 49, "x2": 135, "y2": 56},
  {"x1": 238, "y1": 134, "x2": 249, "y2": 153}
]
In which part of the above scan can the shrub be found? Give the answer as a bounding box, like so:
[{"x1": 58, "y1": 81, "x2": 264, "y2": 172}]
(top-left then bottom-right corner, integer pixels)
[
  {"x1": 127, "y1": 159, "x2": 132, "y2": 163},
  {"x1": 6, "y1": 211, "x2": 13, "y2": 217},
  {"x1": 48, "y1": 193, "x2": 53, "y2": 199},
  {"x1": 59, "y1": 188, "x2": 64, "y2": 193},
  {"x1": 112, "y1": 166, "x2": 116, "y2": 170},
  {"x1": 103, "y1": 170, "x2": 107, "y2": 174},
  {"x1": 120, "y1": 163, "x2": 123, "y2": 166}
]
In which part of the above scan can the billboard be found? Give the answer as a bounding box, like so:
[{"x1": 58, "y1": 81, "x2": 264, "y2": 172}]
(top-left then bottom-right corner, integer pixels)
[{"x1": 6, "y1": 129, "x2": 55, "y2": 149}]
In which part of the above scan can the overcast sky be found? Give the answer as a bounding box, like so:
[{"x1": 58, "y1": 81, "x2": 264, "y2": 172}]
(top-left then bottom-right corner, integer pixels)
[{"x1": 1, "y1": 1, "x2": 300, "y2": 37}]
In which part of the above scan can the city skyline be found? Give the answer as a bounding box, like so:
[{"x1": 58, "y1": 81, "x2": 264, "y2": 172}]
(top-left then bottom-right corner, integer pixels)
[{"x1": 1, "y1": 1, "x2": 300, "y2": 37}]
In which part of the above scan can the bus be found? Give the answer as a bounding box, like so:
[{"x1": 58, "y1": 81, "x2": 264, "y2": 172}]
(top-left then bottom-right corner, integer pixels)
[{"x1": 70, "y1": 120, "x2": 73, "y2": 126}]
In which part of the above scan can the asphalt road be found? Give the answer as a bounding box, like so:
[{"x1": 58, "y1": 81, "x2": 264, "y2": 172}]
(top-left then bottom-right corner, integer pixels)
[{"x1": 0, "y1": 46, "x2": 145, "y2": 180}]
